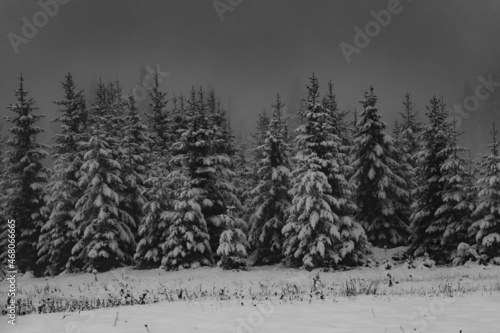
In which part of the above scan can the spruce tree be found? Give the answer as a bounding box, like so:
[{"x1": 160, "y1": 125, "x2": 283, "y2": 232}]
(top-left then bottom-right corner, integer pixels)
[
  {"x1": 135, "y1": 75, "x2": 173, "y2": 268},
  {"x1": 233, "y1": 138, "x2": 253, "y2": 223},
  {"x1": 202, "y1": 90, "x2": 241, "y2": 257},
  {"x1": 0, "y1": 74, "x2": 49, "y2": 274},
  {"x1": 136, "y1": 91, "x2": 185, "y2": 268},
  {"x1": 282, "y1": 74, "x2": 367, "y2": 269},
  {"x1": 169, "y1": 93, "x2": 188, "y2": 144},
  {"x1": 38, "y1": 74, "x2": 88, "y2": 275},
  {"x1": 135, "y1": 161, "x2": 173, "y2": 268},
  {"x1": 161, "y1": 89, "x2": 215, "y2": 269},
  {"x1": 351, "y1": 87, "x2": 410, "y2": 247},
  {"x1": 71, "y1": 81, "x2": 135, "y2": 272},
  {"x1": 161, "y1": 169, "x2": 213, "y2": 269},
  {"x1": 161, "y1": 88, "x2": 241, "y2": 269},
  {"x1": 208, "y1": 90, "x2": 235, "y2": 157},
  {"x1": 217, "y1": 208, "x2": 250, "y2": 269},
  {"x1": 147, "y1": 70, "x2": 170, "y2": 158},
  {"x1": 469, "y1": 123, "x2": 500, "y2": 260},
  {"x1": 250, "y1": 111, "x2": 270, "y2": 172},
  {"x1": 119, "y1": 95, "x2": 151, "y2": 241},
  {"x1": 321, "y1": 81, "x2": 358, "y2": 232},
  {"x1": 249, "y1": 94, "x2": 291, "y2": 265},
  {"x1": 392, "y1": 120, "x2": 401, "y2": 142},
  {"x1": 409, "y1": 96, "x2": 451, "y2": 260},
  {"x1": 435, "y1": 120, "x2": 476, "y2": 260},
  {"x1": 322, "y1": 81, "x2": 352, "y2": 154},
  {"x1": 394, "y1": 93, "x2": 424, "y2": 203},
  {"x1": 247, "y1": 110, "x2": 271, "y2": 208},
  {"x1": 251, "y1": 110, "x2": 271, "y2": 155},
  {"x1": 106, "y1": 80, "x2": 128, "y2": 145},
  {"x1": 398, "y1": 93, "x2": 423, "y2": 169}
]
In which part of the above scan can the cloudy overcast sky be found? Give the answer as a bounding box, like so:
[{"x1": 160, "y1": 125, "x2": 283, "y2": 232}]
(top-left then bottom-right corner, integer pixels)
[{"x1": 1, "y1": 0, "x2": 500, "y2": 153}]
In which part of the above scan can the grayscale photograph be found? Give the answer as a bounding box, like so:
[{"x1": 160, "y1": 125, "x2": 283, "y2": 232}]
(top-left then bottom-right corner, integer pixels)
[{"x1": 0, "y1": 0, "x2": 499, "y2": 332}]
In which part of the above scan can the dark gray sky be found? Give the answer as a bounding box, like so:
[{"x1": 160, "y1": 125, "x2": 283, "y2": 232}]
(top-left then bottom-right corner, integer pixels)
[{"x1": 1, "y1": 0, "x2": 500, "y2": 154}]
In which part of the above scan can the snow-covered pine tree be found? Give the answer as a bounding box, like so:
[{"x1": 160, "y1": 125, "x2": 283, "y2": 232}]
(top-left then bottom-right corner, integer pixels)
[
  {"x1": 282, "y1": 74, "x2": 367, "y2": 269},
  {"x1": 217, "y1": 207, "x2": 250, "y2": 269},
  {"x1": 135, "y1": 79, "x2": 175, "y2": 268},
  {"x1": 392, "y1": 120, "x2": 401, "y2": 142},
  {"x1": 394, "y1": 93, "x2": 424, "y2": 203},
  {"x1": 207, "y1": 90, "x2": 235, "y2": 157},
  {"x1": 248, "y1": 94, "x2": 291, "y2": 265},
  {"x1": 469, "y1": 123, "x2": 500, "y2": 260},
  {"x1": 409, "y1": 96, "x2": 451, "y2": 260},
  {"x1": 161, "y1": 170, "x2": 213, "y2": 270},
  {"x1": 202, "y1": 90, "x2": 241, "y2": 257},
  {"x1": 398, "y1": 93, "x2": 423, "y2": 168},
  {"x1": 251, "y1": 110, "x2": 271, "y2": 153},
  {"x1": 135, "y1": 159, "x2": 173, "y2": 268},
  {"x1": 351, "y1": 87, "x2": 410, "y2": 247},
  {"x1": 161, "y1": 88, "x2": 241, "y2": 269},
  {"x1": 321, "y1": 81, "x2": 357, "y2": 206},
  {"x1": 250, "y1": 110, "x2": 270, "y2": 165},
  {"x1": 37, "y1": 73, "x2": 88, "y2": 275},
  {"x1": 322, "y1": 81, "x2": 352, "y2": 151},
  {"x1": 169, "y1": 93, "x2": 188, "y2": 144},
  {"x1": 70, "y1": 81, "x2": 135, "y2": 272},
  {"x1": 233, "y1": 138, "x2": 253, "y2": 227},
  {"x1": 0, "y1": 74, "x2": 50, "y2": 275},
  {"x1": 435, "y1": 119, "x2": 476, "y2": 260},
  {"x1": 161, "y1": 89, "x2": 215, "y2": 269},
  {"x1": 247, "y1": 110, "x2": 271, "y2": 206},
  {"x1": 106, "y1": 80, "x2": 128, "y2": 145},
  {"x1": 147, "y1": 70, "x2": 170, "y2": 159},
  {"x1": 119, "y1": 95, "x2": 151, "y2": 241}
]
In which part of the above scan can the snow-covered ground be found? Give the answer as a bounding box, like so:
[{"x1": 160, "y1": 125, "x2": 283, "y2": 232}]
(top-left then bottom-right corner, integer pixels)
[
  {"x1": 3, "y1": 293, "x2": 500, "y2": 333},
  {"x1": 1, "y1": 247, "x2": 499, "y2": 332}
]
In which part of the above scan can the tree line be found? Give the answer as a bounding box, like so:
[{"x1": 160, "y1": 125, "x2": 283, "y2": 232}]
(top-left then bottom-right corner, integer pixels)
[{"x1": 0, "y1": 72, "x2": 499, "y2": 276}]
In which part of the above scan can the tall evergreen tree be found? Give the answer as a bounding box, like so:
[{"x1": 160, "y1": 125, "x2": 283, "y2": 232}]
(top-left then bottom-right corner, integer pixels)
[
  {"x1": 161, "y1": 88, "x2": 241, "y2": 269},
  {"x1": 398, "y1": 93, "x2": 423, "y2": 168},
  {"x1": 409, "y1": 96, "x2": 451, "y2": 260},
  {"x1": 71, "y1": 81, "x2": 135, "y2": 272},
  {"x1": 217, "y1": 208, "x2": 250, "y2": 269},
  {"x1": 135, "y1": 161, "x2": 173, "y2": 268},
  {"x1": 119, "y1": 95, "x2": 151, "y2": 241},
  {"x1": 394, "y1": 93, "x2": 424, "y2": 202},
  {"x1": 282, "y1": 74, "x2": 367, "y2": 269},
  {"x1": 147, "y1": 70, "x2": 170, "y2": 158},
  {"x1": 248, "y1": 110, "x2": 271, "y2": 204},
  {"x1": 135, "y1": 75, "x2": 174, "y2": 268},
  {"x1": 321, "y1": 82, "x2": 357, "y2": 222},
  {"x1": 201, "y1": 90, "x2": 241, "y2": 256},
  {"x1": 249, "y1": 94, "x2": 291, "y2": 265},
  {"x1": 106, "y1": 80, "x2": 128, "y2": 145},
  {"x1": 322, "y1": 81, "x2": 352, "y2": 153},
  {"x1": 208, "y1": 90, "x2": 235, "y2": 157},
  {"x1": 0, "y1": 75, "x2": 50, "y2": 274},
  {"x1": 233, "y1": 138, "x2": 253, "y2": 223},
  {"x1": 250, "y1": 110, "x2": 270, "y2": 165},
  {"x1": 38, "y1": 74, "x2": 88, "y2": 275},
  {"x1": 169, "y1": 93, "x2": 188, "y2": 144},
  {"x1": 351, "y1": 87, "x2": 410, "y2": 247},
  {"x1": 161, "y1": 89, "x2": 216, "y2": 269},
  {"x1": 469, "y1": 123, "x2": 500, "y2": 260},
  {"x1": 435, "y1": 120, "x2": 476, "y2": 260}
]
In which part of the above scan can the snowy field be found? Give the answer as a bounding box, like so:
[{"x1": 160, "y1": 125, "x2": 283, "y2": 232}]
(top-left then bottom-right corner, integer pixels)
[{"x1": 1, "y1": 248, "x2": 499, "y2": 333}]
